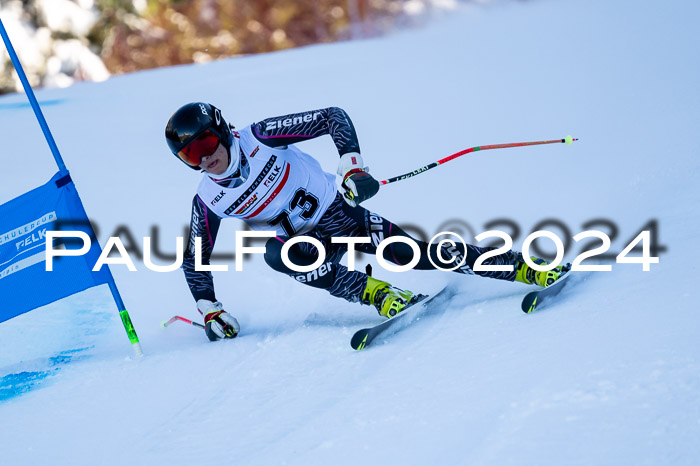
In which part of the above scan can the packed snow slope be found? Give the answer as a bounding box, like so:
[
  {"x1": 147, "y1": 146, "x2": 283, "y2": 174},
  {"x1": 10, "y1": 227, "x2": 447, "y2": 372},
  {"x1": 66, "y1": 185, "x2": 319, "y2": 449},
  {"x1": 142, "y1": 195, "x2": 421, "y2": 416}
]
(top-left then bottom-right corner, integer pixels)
[{"x1": 1, "y1": 0, "x2": 699, "y2": 464}]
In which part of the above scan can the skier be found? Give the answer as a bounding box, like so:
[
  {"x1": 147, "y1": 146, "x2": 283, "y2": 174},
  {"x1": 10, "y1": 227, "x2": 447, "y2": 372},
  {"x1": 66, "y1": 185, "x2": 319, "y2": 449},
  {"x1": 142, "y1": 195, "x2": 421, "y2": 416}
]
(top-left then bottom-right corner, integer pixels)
[{"x1": 165, "y1": 103, "x2": 567, "y2": 341}]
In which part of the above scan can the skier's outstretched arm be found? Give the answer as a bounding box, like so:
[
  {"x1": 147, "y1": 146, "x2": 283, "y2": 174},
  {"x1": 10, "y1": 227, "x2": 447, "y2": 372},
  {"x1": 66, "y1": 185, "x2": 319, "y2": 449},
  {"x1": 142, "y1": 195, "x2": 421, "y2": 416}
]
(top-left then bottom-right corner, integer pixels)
[
  {"x1": 182, "y1": 195, "x2": 239, "y2": 341},
  {"x1": 250, "y1": 106, "x2": 360, "y2": 154},
  {"x1": 183, "y1": 195, "x2": 220, "y2": 302},
  {"x1": 251, "y1": 107, "x2": 378, "y2": 206}
]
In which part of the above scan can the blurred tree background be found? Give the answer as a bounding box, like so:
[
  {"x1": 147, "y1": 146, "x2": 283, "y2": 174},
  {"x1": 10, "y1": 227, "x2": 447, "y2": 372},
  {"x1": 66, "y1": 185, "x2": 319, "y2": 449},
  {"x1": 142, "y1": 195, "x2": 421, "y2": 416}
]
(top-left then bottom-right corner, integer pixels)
[
  {"x1": 1, "y1": 0, "x2": 506, "y2": 93},
  {"x1": 94, "y1": 0, "x2": 447, "y2": 74}
]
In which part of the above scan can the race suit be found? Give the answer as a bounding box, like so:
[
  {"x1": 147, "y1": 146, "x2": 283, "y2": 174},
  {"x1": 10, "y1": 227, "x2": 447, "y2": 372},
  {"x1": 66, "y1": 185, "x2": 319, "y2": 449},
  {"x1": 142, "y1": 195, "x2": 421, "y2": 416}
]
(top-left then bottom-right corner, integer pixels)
[{"x1": 182, "y1": 107, "x2": 522, "y2": 303}]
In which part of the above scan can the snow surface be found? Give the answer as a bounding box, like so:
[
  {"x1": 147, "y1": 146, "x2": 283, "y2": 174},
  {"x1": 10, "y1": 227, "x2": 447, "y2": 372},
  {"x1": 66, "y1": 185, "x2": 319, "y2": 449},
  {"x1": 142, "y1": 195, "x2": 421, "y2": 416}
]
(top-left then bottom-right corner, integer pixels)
[{"x1": 1, "y1": 0, "x2": 699, "y2": 464}]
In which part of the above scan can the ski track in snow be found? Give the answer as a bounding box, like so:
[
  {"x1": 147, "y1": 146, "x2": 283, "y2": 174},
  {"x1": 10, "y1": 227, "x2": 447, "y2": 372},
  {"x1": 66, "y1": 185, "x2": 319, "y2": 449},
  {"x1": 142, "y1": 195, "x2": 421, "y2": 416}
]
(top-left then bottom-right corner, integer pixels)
[{"x1": 1, "y1": 0, "x2": 700, "y2": 464}]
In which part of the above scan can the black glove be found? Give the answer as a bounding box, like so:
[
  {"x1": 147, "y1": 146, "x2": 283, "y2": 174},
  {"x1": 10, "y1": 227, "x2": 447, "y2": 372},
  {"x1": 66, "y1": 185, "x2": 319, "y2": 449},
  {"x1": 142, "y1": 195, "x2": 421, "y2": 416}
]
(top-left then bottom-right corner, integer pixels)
[
  {"x1": 341, "y1": 168, "x2": 380, "y2": 207},
  {"x1": 197, "y1": 300, "x2": 240, "y2": 341},
  {"x1": 337, "y1": 152, "x2": 379, "y2": 207}
]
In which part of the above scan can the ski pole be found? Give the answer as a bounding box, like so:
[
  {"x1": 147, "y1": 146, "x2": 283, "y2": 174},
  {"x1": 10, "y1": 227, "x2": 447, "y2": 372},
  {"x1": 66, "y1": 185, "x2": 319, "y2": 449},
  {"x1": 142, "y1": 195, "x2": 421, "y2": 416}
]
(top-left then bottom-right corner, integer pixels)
[
  {"x1": 380, "y1": 135, "x2": 577, "y2": 185},
  {"x1": 162, "y1": 315, "x2": 205, "y2": 329}
]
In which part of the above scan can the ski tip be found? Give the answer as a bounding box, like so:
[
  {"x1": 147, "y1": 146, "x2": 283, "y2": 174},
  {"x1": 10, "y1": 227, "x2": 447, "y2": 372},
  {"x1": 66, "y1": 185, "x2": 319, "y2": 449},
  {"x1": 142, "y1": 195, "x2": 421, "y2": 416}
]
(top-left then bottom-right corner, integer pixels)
[
  {"x1": 351, "y1": 331, "x2": 370, "y2": 351},
  {"x1": 521, "y1": 293, "x2": 537, "y2": 313},
  {"x1": 526, "y1": 296, "x2": 537, "y2": 313}
]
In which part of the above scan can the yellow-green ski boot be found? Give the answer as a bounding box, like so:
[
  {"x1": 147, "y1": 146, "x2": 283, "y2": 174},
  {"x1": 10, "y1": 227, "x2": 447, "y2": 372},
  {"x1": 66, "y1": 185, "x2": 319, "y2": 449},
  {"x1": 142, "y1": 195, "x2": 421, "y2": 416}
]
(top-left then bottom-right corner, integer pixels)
[
  {"x1": 362, "y1": 276, "x2": 415, "y2": 318},
  {"x1": 515, "y1": 257, "x2": 569, "y2": 288}
]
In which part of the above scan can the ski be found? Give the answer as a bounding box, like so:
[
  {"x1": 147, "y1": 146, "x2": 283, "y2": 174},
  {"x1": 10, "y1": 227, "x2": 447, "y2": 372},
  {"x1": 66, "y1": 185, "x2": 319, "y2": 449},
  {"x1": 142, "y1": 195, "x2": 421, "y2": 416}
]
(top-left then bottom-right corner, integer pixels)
[
  {"x1": 521, "y1": 272, "x2": 573, "y2": 313},
  {"x1": 351, "y1": 286, "x2": 450, "y2": 350}
]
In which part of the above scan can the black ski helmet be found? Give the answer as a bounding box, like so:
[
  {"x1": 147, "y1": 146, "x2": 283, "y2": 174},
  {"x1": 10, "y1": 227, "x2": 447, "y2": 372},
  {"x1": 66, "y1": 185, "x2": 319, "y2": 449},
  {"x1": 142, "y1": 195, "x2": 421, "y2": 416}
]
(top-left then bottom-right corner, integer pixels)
[{"x1": 165, "y1": 102, "x2": 233, "y2": 170}]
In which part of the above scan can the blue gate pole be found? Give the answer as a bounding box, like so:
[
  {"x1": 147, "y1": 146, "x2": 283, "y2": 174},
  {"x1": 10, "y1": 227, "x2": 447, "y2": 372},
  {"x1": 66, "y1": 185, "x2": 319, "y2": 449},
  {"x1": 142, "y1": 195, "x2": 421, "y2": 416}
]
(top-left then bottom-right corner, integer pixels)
[{"x1": 0, "y1": 18, "x2": 142, "y2": 356}]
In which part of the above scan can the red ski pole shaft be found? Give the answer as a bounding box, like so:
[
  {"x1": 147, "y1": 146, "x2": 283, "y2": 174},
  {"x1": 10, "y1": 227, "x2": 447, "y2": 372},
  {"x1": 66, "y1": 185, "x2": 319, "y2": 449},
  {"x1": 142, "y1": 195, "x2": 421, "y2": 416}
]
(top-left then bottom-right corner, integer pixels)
[
  {"x1": 162, "y1": 315, "x2": 205, "y2": 329},
  {"x1": 380, "y1": 136, "x2": 577, "y2": 185}
]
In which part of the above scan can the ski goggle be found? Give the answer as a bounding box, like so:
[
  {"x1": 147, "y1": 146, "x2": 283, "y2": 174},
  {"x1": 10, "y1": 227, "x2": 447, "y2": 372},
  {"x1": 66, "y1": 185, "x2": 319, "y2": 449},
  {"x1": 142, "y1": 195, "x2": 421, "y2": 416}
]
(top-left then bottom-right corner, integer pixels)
[{"x1": 176, "y1": 130, "x2": 221, "y2": 167}]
